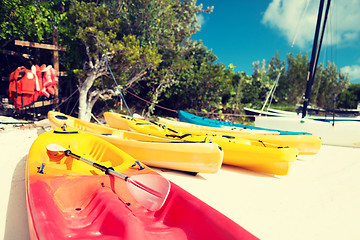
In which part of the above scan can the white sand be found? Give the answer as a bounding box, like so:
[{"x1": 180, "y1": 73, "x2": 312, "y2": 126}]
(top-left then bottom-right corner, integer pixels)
[{"x1": 1, "y1": 120, "x2": 360, "y2": 240}]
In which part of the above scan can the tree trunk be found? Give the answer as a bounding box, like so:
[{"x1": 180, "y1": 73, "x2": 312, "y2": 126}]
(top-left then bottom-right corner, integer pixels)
[
  {"x1": 78, "y1": 88, "x2": 92, "y2": 122},
  {"x1": 78, "y1": 74, "x2": 97, "y2": 121}
]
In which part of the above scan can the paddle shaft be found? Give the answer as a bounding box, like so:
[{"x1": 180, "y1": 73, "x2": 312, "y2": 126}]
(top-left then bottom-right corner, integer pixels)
[
  {"x1": 63, "y1": 150, "x2": 163, "y2": 198},
  {"x1": 64, "y1": 150, "x2": 128, "y2": 180}
]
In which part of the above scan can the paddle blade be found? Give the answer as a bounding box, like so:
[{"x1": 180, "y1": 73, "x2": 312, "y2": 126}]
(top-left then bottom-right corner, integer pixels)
[
  {"x1": 46, "y1": 144, "x2": 68, "y2": 157},
  {"x1": 127, "y1": 174, "x2": 170, "y2": 211},
  {"x1": 46, "y1": 144, "x2": 67, "y2": 152}
]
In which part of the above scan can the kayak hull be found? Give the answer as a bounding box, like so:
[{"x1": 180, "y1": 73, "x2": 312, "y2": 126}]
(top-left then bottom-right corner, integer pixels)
[{"x1": 26, "y1": 129, "x2": 257, "y2": 239}]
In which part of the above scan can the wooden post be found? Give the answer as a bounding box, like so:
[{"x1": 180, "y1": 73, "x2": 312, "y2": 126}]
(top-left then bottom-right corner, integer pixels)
[
  {"x1": 14, "y1": 39, "x2": 66, "y2": 76},
  {"x1": 53, "y1": 26, "x2": 59, "y2": 99},
  {"x1": 14, "y1": 40, "x2": 66, "y2": 52},
  {"x1": 15, "y1": 29, "x2": 67, "y2": 109},
  {"x1": 53, "y1": 26, "x2": 59, "y2": 75}
]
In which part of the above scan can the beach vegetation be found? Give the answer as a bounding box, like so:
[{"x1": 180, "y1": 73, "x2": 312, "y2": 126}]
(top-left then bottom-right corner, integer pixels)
[{"x1": 0, "y1": 0, "x2": 358, "y2": 121}]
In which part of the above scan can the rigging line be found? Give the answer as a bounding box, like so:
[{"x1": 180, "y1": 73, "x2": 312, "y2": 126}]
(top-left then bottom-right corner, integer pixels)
[
  {"x1": 100, "y1": 75, "x2": 112, "y2": 111},
  {"x1": 261, "y1": 66, "x2": 284, "y2": 112},
  {"x1": 318, "y1": 0, "x2": 337, "y2": 65},
  {"x1": 266, "y1": 0, "x2": 310, "y2": 107},
  {"x1": 268, "y1": 67, "x2": 284, "y2": 109},
  {"x1": 291, "y1": 0, "x2": 311, "y2": 48},
  {"x1": 91, "y1": 112, "x2": 104, "y2": 125},
  {"x1": 53, "y1": 88, "x2": 79, "y2": 109},
  {"x1": 102, "y1": 56, "x2": 133, "y2": 117},
  {"x1": 100, "y1": 56, "x2": 178, "y2": 114},
  {"x1": 124, "y1": 89, "x2": 178, "y2": 113},
  {"x1": 262, "y1": 1, "x2": 310, "y2": 113},
  {"x1": 69, "y1": 93, "x2": 79, "y2": 116}
]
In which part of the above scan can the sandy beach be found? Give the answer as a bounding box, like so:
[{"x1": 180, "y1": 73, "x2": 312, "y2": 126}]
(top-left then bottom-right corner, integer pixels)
[{"x1": 1, "y1": 118, "x2": 360, "y2": 240}]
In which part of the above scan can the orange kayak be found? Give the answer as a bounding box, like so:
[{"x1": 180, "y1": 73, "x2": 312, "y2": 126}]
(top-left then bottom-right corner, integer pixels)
[{"x1": 26, "y1": 128, "x2": 258, "y2": 239}]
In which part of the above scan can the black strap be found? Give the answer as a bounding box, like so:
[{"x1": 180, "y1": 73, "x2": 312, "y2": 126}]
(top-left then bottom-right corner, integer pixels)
[{"x1": 165, "y1": 133, "x2": 191, "y2": 139}]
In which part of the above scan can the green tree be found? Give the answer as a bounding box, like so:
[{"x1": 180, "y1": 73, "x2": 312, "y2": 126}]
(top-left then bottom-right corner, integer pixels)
[
  {"x1": 279, "y1": 52, "x2": 309, "y2": 106},
  {"x1": 157, "y1": 39, "x2": 246, "y2": 118},
  {"x1": 0, "y1": 0, "x2": 66, "y2": 45},
  {"x1": 115, "y1": 0, "x2": 213, "y2": 115},
  {"x1": 244, "y1": 59, "x2": 272, "y2": 107},
  {"x1": 0, "y1": 0, "x2": 68, "y2": 93},
  {"x1": 221, "y1": 70, "x2": 249, "y2": 117},
  {"x1": 63, "y1": 1, "x2": 162, "y2": 120},
  {"x1": 264, "y1": 51, "x2": 350, "y2": 111},
  {"x1": 313, "y1": 62, "x2": 350, "y2": 109},
  {"x1": 337, "y1": 83, "x2": 360, "y2": 109},
  {"x1": 240, "y1": 75, "x2": 260, "y2": 105}
]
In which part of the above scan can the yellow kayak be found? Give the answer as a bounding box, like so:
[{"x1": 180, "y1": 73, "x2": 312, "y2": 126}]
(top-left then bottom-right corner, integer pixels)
[
  {"x1": 104, "y1": 112, "x2": 299, "y2": 176},
  {"x1": 48, "y1": 111, "x2": 223, "y2": 174},
  {"x1": 156, "y1": 116, "x2": 321, "y2": 155}
]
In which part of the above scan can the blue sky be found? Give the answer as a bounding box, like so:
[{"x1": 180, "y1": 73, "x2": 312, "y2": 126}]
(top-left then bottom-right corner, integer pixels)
[{"x1": 192, "y1": 0, "x2": 360, "y2": 84}]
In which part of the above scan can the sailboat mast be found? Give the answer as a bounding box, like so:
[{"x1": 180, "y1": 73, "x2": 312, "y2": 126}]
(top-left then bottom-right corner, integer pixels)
[{"x1": 302, "y1": 0, "x2": 332, "y2": 118}]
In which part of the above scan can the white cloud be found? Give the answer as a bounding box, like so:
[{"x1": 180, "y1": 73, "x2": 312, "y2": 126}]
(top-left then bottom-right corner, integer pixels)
[
  {"x1": 341, "y1": 65, "x2": 360, "y2": 82},
  {"x1": 196, "y1": 14, "x2": 206, "y2": 26},
  {"x1": 262, "y1": 0, "x2": 360, "y2": 49}
]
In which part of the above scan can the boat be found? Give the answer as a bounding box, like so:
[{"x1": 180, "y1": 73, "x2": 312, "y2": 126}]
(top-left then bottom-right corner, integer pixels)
[
  {"x1": 294, "y1": 106, "x2": 360, "y2": 119},
  {"x1": 48, "y1": 111, "x2": 223, "y2": 174},
  {"x1": 178, "y1": 110, "x2": 311, "y2": 135},
  {"x1": 267, "y1": 108, "x2": 301, "y2": 116},
  {"x1": 104, "y1": 112, "x2": 299, "y2": 176},
  {"x1": 254, "y1": 0, "x2": 360, "y2": 147},
  {"x1": 157, "y1": 116, "x2": 322, "y2": 155},
  {"x1": 26, "y1": 128, "x2": 257, "y2": 239},
  {"x1": 270, "y1": 107, "x2": 360, "y2": 122},
  {"x1": 245, "y1": 107, "x2": 360, "y2": 122},
  {"x1": 255, "y1": 116, "x2": 360, "y2": 147},
  {"x1": 243, "y1": 107, "x2": 284, "y2": 118}
]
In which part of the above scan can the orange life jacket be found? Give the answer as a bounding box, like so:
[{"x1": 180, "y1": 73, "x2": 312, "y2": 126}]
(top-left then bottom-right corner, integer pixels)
[
  {"x1": 42, "y1": 65, "x2": 58, "y2": 96},
  {"x1": 8, "y1": 65, "x2": 58, "y2": 109},
  {"x1": 9, "y1": 66, "x2": 38, "y2": 109},
  {"x1": 37, "y1": 65, "x2": 58, "y2": 97}
]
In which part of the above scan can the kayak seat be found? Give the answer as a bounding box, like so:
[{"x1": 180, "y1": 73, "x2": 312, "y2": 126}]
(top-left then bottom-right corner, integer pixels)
[{"x1": 29, "y1": 178, "x2": 154, "y2": 239}]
